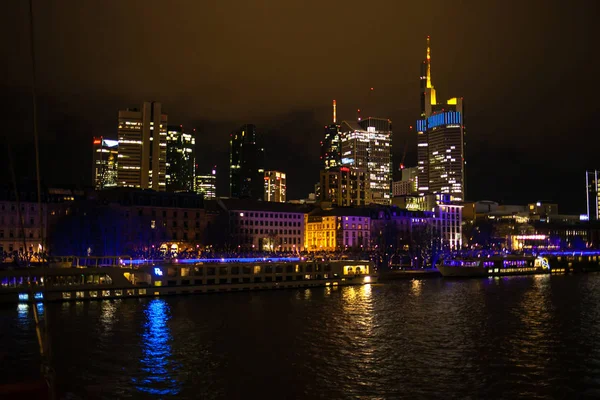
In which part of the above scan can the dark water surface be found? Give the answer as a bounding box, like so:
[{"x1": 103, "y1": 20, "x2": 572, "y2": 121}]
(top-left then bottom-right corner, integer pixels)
[{"x1": 2, "y1": 274, "x2": 600, "y2": 399}]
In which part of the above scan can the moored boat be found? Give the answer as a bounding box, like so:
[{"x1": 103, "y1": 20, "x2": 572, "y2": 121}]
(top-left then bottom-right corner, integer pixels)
[
  {"x1": 0, "y1": 256, "x2": 376, "y2": 304},
  {"x1": 437, "y1": 251, "x2": 600, "y2": 278},
  {"x1": 437, "y1": 255, "x2": 556, "y2": 278}
]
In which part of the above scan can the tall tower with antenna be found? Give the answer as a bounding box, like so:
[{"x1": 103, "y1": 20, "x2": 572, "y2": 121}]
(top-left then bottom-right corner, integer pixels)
[
  {"x1": 416, "y1": 36, "x2": 466, "y2": 201},
  {"x1": 320, "y1": 100, "x2": 342, "y2": 170}
]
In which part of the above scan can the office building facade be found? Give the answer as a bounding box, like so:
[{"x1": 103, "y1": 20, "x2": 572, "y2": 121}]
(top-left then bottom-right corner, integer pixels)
[
  {"x1": 340, "y1": 118, "x2": 392, "y2": 205},
  {"x1": 166, "y1": 125, "x2": 195, "y2": 192},
  {"x1": 587, "y1": 170, "x2": 599, "y2": 220},
  {"x1": 264, "y1": 171, "x2": 287, "y2": 203},
  {"x1": 92, "y1": 137, "x2": 119, "y2": 190},
  {"x1": 117, "y1": 102, "x2": 167, "y2": 191},
  {"x1": 319, "y1": 166, "x2": 369, "y2": 207},
  {"x1": 196, "y1": 167, "x2": 217, "y2": 200},
  {"x1": 321, "y1": 100, "x2": 343, "y2": 170},
  {"x1": 229, "y1": 124, "x2": 265, "y2": 200}
]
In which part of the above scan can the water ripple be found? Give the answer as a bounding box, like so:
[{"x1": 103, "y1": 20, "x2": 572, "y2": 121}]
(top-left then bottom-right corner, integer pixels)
[{"x1": 2, "y1": 274, "x2": 600, "y2": 398}]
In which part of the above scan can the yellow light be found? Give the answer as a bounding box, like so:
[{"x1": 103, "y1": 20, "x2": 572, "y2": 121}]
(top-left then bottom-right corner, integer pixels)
[
  {"x1": 363, "y1": 276, "x2": 371, "y2": 283},
  {"x1": 447, "y1": 97, "x2": 458, "y2": 105}
]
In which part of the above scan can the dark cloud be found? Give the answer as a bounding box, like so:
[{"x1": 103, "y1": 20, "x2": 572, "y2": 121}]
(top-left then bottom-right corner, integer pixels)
[{"x1": 1, "y1": 0, "x2": 599, "y2": 213}]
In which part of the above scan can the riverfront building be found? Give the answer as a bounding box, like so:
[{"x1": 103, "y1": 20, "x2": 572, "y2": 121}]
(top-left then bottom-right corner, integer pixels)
[
  {"x1": 117, "y1": 102, "x2": 168, "y2": 191},
  {"x1": 49, "y1": 189, "x2": 209, "y2": 257},
  {"x1": 305, "y1": 208, "x2": 371, "y2": 251},
  {"x1": 216, "y1": 199, "x2": 307, "y2": 252}
]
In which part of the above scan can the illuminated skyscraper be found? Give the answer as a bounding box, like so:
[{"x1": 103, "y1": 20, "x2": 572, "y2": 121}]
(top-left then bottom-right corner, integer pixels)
[
  {"x1": 340, "y1": 118, "x2": 392, "y2": 205},
  {"x1": 196, "y1": 167, "x2": 217, "y2": 200},
  {"x1": 321, "y1": 100, "x2": 342, "y2": 170},
  {"x1": 117, "y1": 102, "x2": 167, "y2": 191},
  {"x1": 92, "y1": 137, "x2": 119, "y2": 190},
  {"x1": 264, "y1": 171, "x2": 287, "y2": 202},
  {"x1": 416, "y1": 37, "x2": 466, "y2": 201},
  {"x1": 166, "y1": 125, "x2": 195, "y2": 192},
  {"x1": 230, "y1": 124, "x2": 265, "y2": 200},
  {"x1": 586, "y1": 170, "x2": 600, "y2": 220}
]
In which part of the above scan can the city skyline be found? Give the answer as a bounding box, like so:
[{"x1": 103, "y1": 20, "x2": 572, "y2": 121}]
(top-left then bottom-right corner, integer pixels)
[{"x1": 1, "y1": 1, "x2": 598, "y2": 213}]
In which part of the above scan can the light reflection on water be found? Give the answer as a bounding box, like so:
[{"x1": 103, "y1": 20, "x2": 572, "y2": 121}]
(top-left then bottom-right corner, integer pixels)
[
  {"x1": 134, "y1": 298, "x2": 180, "y2": 396},
  {"x1": 3, "y1": 275, "x2": 600, "y2": 398}
]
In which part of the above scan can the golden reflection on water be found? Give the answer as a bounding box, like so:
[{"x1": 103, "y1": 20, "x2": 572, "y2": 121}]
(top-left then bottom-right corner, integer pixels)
[
  {"x1": 509, "y1": 275, "x2": 554, "y2": 368},
  {"x1": 411, "y1": 279, "x2": 422, "y2": 296},
  {"x1": 304, "y1": 288, "x2": 312, "y2": 300},
  {"x1": 99, "y1": 300, "x2": 117, "y2": 336},
  {"x1": 341, "y1": 285, "x2": 375, "y2": 348}
]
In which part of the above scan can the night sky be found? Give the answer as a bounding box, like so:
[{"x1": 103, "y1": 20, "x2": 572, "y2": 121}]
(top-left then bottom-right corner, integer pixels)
[{"x1": 1, "y1": 0, "x2": 598, "y2": 213}]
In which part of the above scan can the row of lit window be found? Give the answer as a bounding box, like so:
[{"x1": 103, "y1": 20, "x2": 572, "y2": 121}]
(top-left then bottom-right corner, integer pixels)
[
  {"x1": 235, "y1": 212, "x2": 303, "y2": 219},
  {"x1": 174, "y1": 264, "x2": 335, "y2": 277},
  {"x1": 234, "y1": 228, "x2": 301, "y2": 236},
  {"x1": 61, "y1": 288, "x2": 147, "y2": 299}
]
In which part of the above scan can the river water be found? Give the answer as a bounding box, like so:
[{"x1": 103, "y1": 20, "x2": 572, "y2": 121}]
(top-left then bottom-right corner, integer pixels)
[{"x1": 2, "y1": 274, "x2": 600, "y2": 399}]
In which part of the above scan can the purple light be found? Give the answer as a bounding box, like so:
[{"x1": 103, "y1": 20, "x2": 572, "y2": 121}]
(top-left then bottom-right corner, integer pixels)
[{"x1": 123, "y1": 257, "x2": 302, "y2": 265}]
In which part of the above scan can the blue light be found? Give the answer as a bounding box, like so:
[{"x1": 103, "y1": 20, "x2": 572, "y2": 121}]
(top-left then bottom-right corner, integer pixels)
[
  {"x1": 539, "y1": 250, "x2": 600, "y2": 256},
  {"x1": 427, "y1": 111, "x2": 462, "y2": 129},
  {"x1": 154, "y1": 268, "x2": 163, "y2": 276},
  {"x1": 18, "y1": 293, "x2": 28, "y2": 302},
  {"x1": 133, "y1": 299, "x2": 179, "y2": 396},
  {"x1": 34, "y1": 292, "x2": 44, "y2": 300}
]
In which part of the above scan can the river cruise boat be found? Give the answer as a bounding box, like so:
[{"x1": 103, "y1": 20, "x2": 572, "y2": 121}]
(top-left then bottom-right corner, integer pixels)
[
  {"x1": 437, "y1": 255, "x2": 558, "y2": 278},
  {"x1": 0, "y1": 256, "x2": 375, "y2": 304},
  {"x1": 438, "y1": 251, "x2": 600, "y2": 278}
]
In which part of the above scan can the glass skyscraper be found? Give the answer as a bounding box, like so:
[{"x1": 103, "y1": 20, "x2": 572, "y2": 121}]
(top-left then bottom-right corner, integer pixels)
[{"x1": 229, "y1": 124, "x2": 265, "y2": 200}]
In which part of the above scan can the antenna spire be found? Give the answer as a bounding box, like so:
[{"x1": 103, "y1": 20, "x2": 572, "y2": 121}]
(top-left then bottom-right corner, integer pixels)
[
  {"x1": 332, "y1": 100, "x2": 337, "y2": 124},
  {"x1": 426, "y1": 36, "x2": 432, "y2": 89}
]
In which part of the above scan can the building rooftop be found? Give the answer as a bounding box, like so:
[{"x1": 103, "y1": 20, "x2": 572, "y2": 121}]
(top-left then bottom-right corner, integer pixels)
[
  {"x1": 216, "y1": 198, "x2": 312, "y2": 213},
  {"x1": 340, "y1": 121, "x2": 366, "y2": 132}
]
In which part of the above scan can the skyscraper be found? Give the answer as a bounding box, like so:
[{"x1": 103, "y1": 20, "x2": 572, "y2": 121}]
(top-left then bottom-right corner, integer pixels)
[
  {"x1": 229, "y1": 124, "x2": 265, "y2": 199},
  {"x1": 166, "y1": 125, "x2": 195, "y2": 192},
  {"x1": 117, "y1": 102, "x2": 167, "y2": 191},
  {"x1": 586, "y1": 170, "x2": 599, "y2": 220},
  {"x1": 92, "y1": 137, "x2": 119, "y2": 190},
  {"x1": 196, "y1": 167, "x2": 217, "y2": 200},
  {"x1": 321, "y1": 100, "x2": 342, "y2": 170},
  {"x1": 264, "y1": 170, "x2": 287, "y2": 202},
  {"x1": 340, "y1": 118, "x2": 392, "y2": 205},
  {"x1": 319, "y1": 166, "x2": 369, "y2": 206},
  {"x1": 416, "y1": 37, "x2": 466, "y2": 201}
]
